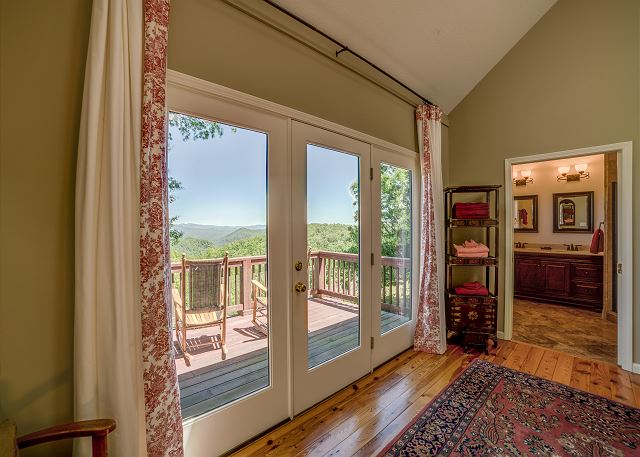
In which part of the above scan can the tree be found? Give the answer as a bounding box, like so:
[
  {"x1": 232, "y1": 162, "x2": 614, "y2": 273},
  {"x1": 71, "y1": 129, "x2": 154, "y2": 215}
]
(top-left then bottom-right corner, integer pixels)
[
  {"x1": 167, "y1": 112, "x2": 230, "y2": 244},
  {"x1": 349, "y1": 164, "x2": 411, "y2": 258}
]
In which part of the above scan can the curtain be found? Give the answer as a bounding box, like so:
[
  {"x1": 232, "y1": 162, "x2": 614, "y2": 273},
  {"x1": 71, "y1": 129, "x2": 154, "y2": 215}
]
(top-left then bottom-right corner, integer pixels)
[
  {"x1": 140, "y1": 0, "x2": 184, "y2": 455},
  {"x1": 414, "y1": 104, "x2": 447, "y2": 354},
  {"x1": 75, "y1": 0, "x2": 182, "y2": 454}
]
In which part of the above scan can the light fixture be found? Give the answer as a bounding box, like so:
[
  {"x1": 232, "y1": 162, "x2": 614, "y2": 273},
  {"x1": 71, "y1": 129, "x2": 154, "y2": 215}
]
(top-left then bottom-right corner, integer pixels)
[
  {"x1": 513, "y1": 169, "x2": 533, "y2": 186},
  {"x1": 557, "y1": 163, "x2": 589, "y2": 182}
]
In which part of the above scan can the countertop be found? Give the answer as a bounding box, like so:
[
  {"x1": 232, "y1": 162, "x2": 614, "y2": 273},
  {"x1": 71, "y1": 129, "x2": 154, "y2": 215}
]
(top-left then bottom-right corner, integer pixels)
[{"x1": 513, "y1": 247, "x2": 603, "y2": 257}]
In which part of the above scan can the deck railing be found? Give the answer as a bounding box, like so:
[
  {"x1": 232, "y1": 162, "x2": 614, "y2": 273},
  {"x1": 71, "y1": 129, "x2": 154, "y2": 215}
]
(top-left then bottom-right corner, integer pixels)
[{"x1": 171, "y1": 251, "x2": 411, "y2": 316}]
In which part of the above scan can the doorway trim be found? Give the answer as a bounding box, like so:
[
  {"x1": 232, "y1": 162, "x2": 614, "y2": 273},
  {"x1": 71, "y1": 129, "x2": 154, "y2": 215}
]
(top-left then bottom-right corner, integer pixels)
[{"x1": 503, "y1": 142, "x2": 633, "y2": 372}]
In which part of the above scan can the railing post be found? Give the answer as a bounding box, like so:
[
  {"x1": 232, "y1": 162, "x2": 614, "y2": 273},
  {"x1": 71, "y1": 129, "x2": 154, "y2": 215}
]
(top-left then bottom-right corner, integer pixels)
[
  {"x1": 241, "y1": 258, "x2": 253, "y2": 316},
  {"x1": 310, "y1": 254, "x2": 318, "y2": 296},
  {"x1": 317, "y1": 254, "x2": 325, "y2": 296}
]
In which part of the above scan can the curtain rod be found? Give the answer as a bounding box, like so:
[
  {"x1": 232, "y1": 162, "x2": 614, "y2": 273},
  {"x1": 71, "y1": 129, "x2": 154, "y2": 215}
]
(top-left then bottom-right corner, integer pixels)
[{"x1": 261, "y1": 0, "x2": 435, "y2": 107}]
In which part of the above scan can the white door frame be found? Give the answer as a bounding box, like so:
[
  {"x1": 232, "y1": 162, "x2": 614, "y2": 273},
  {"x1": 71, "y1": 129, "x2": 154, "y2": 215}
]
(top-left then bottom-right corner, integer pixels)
[{"x1": 503, "y1": 141, "x2": 633, "y2": 371}]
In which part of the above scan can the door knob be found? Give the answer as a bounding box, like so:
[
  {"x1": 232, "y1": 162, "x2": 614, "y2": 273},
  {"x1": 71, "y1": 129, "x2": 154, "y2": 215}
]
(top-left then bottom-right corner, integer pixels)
[
  {"x1": 294, "y1": 282, "x2": 307, "y2": 293},
  {"x1": 294, "y1": 261, "x2": 303, "y2": 271}
]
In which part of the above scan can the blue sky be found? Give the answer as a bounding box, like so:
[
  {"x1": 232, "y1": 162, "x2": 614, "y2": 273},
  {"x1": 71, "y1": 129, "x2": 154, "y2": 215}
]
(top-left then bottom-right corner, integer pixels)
[{"x1": 168, "y1": 118, "x2": 359, "y2": 226}]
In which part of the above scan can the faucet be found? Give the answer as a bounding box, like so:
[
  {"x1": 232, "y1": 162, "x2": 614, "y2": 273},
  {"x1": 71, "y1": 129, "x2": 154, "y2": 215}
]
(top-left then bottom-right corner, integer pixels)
[
  {"x1": 515, "y1": 242, "x2": 528, "y2": 249},
  {"x1": 564, "y1": 243, "x2": 581, "y2": 251}
]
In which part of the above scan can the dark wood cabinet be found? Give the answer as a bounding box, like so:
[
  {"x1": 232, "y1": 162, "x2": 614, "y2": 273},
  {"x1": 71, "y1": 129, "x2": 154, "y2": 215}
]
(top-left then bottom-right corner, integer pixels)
[{"x1": 514, "y1": 251, "x2": 603, "y2": 311}]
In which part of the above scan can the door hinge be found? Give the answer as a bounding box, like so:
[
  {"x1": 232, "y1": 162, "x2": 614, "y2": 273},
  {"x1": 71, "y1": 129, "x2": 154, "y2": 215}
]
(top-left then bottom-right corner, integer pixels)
[
  {"x1": 370, "y1": 337, "x2": 374, "y2": 349},
  {"x1": 371, "y1": 253, "x2": 374, "y2": 265},
  {"x1": 370, "y1": 168, "x2": 373, "y2": 180},
  {"x1": 617, "y1": 263, "x2": 623, "y2": 274}
]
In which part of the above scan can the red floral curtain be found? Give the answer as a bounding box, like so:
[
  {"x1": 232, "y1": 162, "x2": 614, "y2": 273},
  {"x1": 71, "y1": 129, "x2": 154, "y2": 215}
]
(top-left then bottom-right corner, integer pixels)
[
  {"x1": 140, "y1": 0, "x2": 184, "y2": 454},
  {"x1": 414, "y1": 104, "x2": 447, "y2": 354}
]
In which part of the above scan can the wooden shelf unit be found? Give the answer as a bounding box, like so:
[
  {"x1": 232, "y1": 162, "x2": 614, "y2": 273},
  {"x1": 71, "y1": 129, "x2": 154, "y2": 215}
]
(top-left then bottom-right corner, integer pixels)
[{"x1": 444, "y1": 185, "x2": 501, "y2": 353}]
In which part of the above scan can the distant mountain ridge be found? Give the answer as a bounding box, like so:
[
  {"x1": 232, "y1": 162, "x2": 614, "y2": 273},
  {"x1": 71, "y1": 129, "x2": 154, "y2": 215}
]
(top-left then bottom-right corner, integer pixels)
[{"x1": 174, "y1": 223, "x2": 266, "y2": 245}]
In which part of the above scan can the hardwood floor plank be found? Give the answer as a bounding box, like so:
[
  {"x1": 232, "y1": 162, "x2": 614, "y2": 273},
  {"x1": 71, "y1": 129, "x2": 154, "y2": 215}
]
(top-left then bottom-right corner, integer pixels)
[
  {"x1": 520, "y1": 346, "x2": 544, "y2": 375},
  {"x1": 569, "y1": 358, "x2": 592, "y2": 392},
  {"x1": 503, "y1": 342, "x2": 531, "y2": 370},
  {"x1": 484, "y1": 340, "x2": 516, "y2": 366},
  {"x1": 534, "y1": 350, "x2": 559, "y2": 380},
  {"x1": 588, "y1": 361, "x2": 612, "y2": 398},
  {"x1": 552, "y1": 353, "x2": 575, "y2": 385},
  {"x1": 609, "y1": 365, "x2": 636, "y2": 407}
]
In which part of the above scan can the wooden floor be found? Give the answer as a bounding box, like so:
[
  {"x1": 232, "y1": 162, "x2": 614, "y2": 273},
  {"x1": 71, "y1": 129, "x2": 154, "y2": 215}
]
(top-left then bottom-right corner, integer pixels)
[
  {"x1": 513, "y1": 298, "x2": 617, "y2": 364},
  {"x1": 176, "y1": 297, "x2": 408, "y2": 418},
  {"x1": 231, "y1": 340, "x2": 640, "y2": 457}
]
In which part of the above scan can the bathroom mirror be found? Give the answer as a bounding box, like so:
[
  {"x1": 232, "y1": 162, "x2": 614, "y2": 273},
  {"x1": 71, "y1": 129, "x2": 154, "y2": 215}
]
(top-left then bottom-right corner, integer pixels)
[
  {"x1": 513, "y1": 195, "x2": 538, "y2": 232},
  {"x1": 553, "y1": 191, "x2": 593, "y2": 233}
]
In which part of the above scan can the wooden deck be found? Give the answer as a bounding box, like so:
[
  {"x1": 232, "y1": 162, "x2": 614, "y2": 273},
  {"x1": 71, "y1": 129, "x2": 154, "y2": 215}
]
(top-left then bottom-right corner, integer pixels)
[{"x1": 175, "y1": 297, "x2": 408, "y2": 419}]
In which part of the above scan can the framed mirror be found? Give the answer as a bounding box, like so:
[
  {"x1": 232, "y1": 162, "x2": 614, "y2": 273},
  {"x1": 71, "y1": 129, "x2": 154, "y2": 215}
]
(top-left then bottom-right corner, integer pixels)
[
  {"x1": 553, "y1": 191, "x2": 593, "y2": 233},
  {"x1": 513, "y1": 195, "x2": 538, "y2": 232}
]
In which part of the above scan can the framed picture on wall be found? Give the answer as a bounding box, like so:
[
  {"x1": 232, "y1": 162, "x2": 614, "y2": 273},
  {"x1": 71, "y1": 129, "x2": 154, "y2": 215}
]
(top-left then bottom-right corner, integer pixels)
[
  {"x1": 553, "y1": 191, "x2": 594, "y2": 233},
  {"x1": 513, "y1": 195, "x2": 538, "y2": 232}
]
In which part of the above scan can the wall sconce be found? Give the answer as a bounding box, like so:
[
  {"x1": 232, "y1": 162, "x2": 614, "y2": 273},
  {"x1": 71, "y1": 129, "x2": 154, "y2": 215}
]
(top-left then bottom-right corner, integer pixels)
[
  {"x1": 513, "y1": 169, "x2": 533, "y2": 186},
  {"x1": 557, "y1": 164, "x2": 589, "y2": 182}
]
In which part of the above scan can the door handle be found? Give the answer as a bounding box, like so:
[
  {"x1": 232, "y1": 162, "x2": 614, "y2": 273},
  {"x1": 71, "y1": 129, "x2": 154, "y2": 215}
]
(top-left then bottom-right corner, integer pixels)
[{"x1": 294, "y1": 282, "x2": 307, "y2": 293}]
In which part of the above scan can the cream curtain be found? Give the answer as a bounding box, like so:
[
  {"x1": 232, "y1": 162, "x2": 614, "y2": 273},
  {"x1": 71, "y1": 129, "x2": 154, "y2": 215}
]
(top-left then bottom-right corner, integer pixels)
[
  {"x1": 75, "y1": 0, "x2": 182, "y2": 454},
  {"x1": 414, "y1": 105, "x2": 447, "y2": 354}
]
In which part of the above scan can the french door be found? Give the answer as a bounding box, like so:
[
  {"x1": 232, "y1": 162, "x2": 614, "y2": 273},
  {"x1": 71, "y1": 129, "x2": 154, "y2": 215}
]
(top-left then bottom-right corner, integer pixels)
[
  {"x1": 168, "y1": 83, "x2": 418, "y2": 453},
  {"x1": 291, "y1": 122, "x2": 373, "y2": 414},
  {"x1": 168, "y1": 86, "x2": 290, "y2": 456},
  {"x1": 291, "y1": 122, "x2": 419, "y2": 413}
]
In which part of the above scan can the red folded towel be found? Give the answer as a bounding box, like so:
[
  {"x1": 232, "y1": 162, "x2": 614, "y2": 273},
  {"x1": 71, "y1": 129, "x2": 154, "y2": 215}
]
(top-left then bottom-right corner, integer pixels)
[
  {"x1": 453, "y1": 203, "x2": 490, "y2": 219},
  {"x1": 454, "y1": 281, "x2": 489, "y2": 296},
  {"x1": 454, "y1": 283, "x2": 489, "y2": 296}
]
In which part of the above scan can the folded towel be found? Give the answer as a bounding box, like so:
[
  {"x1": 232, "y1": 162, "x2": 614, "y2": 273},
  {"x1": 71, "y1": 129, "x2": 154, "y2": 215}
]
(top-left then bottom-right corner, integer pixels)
[
  {"x1": 455, "y1": 283, "x2": 489, "y2": 296},
  {"x1": 454, "y1": 209, "x2": 490, "y2": 219},
  {"x1": 463, "y1": 240, "x2": 478, "y2": 248},
  {"x1": 455, "y1": 251, "x2": 489, "y2": 258},
  {"x1": 454, "y1": 243, "x2": 489, "y2": 254},
  {"x1": 453, "y1": 202, "x2": 489, "y2": 209}
]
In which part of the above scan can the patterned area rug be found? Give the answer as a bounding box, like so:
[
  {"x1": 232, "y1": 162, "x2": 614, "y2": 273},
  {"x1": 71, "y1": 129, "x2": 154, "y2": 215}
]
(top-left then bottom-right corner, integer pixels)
[{"x1": 380, "y1": 359, "x2": 640, "y2": 456}]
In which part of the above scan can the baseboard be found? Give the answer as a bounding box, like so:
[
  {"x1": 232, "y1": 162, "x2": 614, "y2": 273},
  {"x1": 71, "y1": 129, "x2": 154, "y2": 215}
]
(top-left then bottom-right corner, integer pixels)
[
  {"x1": 633, "y1": 363, "x2": 640, "y2": 374},
  {"x1": 497, "y1": 331, "x2": 505, "y2": 340}
]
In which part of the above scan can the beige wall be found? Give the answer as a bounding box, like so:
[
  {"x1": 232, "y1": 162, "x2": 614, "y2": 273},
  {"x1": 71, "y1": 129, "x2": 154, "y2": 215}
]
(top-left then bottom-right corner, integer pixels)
[
  {"x1": 513, "y1": 154, "x2": 605, "y2": 246},
  {"x1": 0, "y1": 0, "x2": 92, "y2": 455},
  {"x1": 448, "y1": 0, "x2": 640, "y2": 361},
  {"x1": 168, "y1": 0, "x2": 419, "y2": 152}
]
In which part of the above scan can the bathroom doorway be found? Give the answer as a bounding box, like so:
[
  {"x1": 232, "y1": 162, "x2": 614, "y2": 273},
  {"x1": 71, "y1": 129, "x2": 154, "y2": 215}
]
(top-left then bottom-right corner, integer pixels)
[{"x1": 503, "y1": 142, "x2": 633, "y2": 371}]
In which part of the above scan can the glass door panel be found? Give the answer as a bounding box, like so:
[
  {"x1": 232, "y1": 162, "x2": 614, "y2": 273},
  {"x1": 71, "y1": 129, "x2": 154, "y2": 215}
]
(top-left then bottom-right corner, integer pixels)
[
  {"x1": 379, "y1": 163, "x2": 413, "y2": 334},
  {"x1": 292, "y1": 121, "x2": 372, "y2": 415},
  {"x1": 371, "y1": 147, "x2": 419, "y2": 368},
  {"x1": 168, "y1": 112, "x2": 270, "y2": 418},
  {"x1": 168, "y1": 85, "x2": 289, "y2": 457},
  {"x1": 306, "y1": 144, "x2": 361, "y2": 369}
]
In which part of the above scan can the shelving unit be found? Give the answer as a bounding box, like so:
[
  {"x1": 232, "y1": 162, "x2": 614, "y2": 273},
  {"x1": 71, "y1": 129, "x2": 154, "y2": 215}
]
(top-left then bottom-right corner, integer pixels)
[{"x1": 444, "y1": 185, "x2": 501, "y2": 353}]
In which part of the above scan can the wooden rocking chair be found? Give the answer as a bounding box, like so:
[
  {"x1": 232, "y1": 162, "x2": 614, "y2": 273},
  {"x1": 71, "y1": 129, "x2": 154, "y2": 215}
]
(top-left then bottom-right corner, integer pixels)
[
  {"x1": 251, "y1": 279, "x2": 268, "y2": 335},
  {"x1": 174, "y1": 253, "x2": 229, "y2": 364}
]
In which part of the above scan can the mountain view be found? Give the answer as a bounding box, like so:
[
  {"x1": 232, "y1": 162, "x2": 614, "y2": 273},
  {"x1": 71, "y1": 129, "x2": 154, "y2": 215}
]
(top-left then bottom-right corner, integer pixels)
[{"x1": 170, "y1": 222, "x2": 358, "y2": 262}]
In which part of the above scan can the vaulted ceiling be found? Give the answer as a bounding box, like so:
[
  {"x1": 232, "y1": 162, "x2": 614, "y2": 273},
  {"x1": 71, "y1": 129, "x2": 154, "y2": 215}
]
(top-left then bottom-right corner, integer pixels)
[{"x1": 272, "y1": 0, "x2": 557, "y2": 113}]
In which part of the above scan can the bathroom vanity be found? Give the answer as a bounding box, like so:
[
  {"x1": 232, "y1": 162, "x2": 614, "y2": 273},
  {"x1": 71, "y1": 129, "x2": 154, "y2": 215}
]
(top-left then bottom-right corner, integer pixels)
[{"x1": 514, "y1": 248, "x2": 603, "y2": 311}]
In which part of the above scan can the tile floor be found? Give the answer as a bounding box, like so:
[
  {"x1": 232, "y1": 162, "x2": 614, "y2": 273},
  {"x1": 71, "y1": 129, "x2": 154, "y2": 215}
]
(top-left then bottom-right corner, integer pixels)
[{"x1": 512, "y1": 298, "x2": 617, "y2": 364}]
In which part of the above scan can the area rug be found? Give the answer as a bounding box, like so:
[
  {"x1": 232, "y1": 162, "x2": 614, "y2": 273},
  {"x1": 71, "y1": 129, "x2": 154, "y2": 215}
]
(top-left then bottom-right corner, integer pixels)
[{"x1": 380, "y1": 359, "x2": 640, "y2": 456}]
